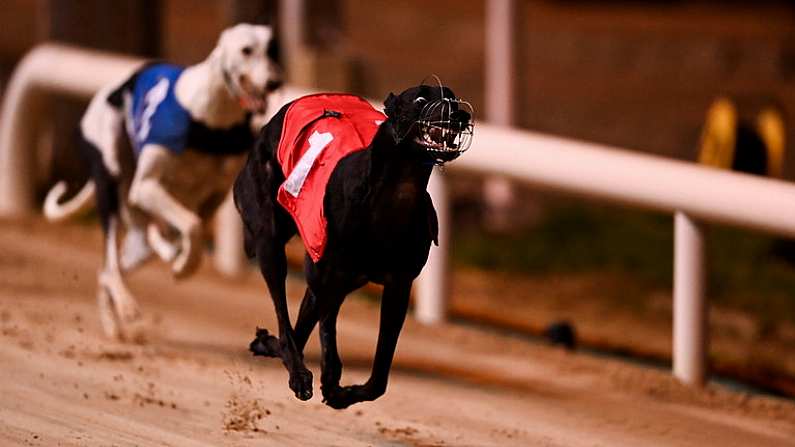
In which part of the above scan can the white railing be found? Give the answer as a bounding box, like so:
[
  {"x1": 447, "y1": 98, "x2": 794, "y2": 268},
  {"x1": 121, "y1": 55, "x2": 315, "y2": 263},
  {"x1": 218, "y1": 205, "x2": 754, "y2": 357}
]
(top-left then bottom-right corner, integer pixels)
[
  {"x1": 0, "y1": 44, "x2": 143, "y2": 215},
  {"x1": 426, "y1": 125, "x2": 795, "y2": 386},
  {"x1": 3, "y1": 44, "x2": 795, "y2": 388}
]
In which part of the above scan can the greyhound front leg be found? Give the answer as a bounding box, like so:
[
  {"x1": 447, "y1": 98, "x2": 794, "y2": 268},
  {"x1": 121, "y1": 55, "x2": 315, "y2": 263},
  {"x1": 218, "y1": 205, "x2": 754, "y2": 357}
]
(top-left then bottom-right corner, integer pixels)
[
  {"x1": 146, "y1": 223, "x2": 179, "y2": 263},
  {"x1": 318, "y1": 304, "x2": 344, "y2": 403},
  {"x1": 98, "y1": 216, "x2": 142, "y2": 340},
  {"x1": 119, "y1": 225, "x2": 152, "y2": 272},
  {"x1": 129, "y1": 146, "x2": 203, "y2": 278},
  {"x1": 323, "y1": 280, "x2": 411, "y2": 409}
]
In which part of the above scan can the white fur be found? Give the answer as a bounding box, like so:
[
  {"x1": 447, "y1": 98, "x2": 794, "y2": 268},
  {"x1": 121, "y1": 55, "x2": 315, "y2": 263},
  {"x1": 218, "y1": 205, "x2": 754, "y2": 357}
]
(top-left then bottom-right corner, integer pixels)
[
  {"x1": 44, "y1": 24, "x2": 281, "y2": 339},
  {"x1": 97, "y1": 216, "x2": 142, "y2": 341},
  {"x1": 176, "y1": 24, "x2": 279, "y2": 126},
  {"x1": 81, "y1": 84, "x2": 128, "y2": 176},
  {"x1": 43, "y1": 180, "x2": 95, "y2": 221}
]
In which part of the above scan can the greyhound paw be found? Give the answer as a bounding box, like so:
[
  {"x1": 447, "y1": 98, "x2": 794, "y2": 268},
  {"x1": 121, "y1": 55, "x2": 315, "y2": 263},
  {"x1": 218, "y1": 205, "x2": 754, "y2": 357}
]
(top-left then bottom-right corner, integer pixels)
[
  {"x1": 322, "y1": 384, "x2": 368, "y2": 410},
  {"x1": 96, "y1": 289, "x2": 147, "y2": 343},
  {"x1": 147, "y1": 223, "x2": 178, "y2": 263},
  {"x1": 172, "y1": 228, "x2": 203, "y2": 279},
  {"x1": 119, "y1": 317, "x2": 149, "y2": 345},
  {"x1": 289, "y1": 368, "x2": 314, "y2": 401},
  {"x1": 249, "y1": 328, "x2": 280, "y2": 357},
  {"x1": 97, "y1": 272, "x2": 144, "y2": 342}
]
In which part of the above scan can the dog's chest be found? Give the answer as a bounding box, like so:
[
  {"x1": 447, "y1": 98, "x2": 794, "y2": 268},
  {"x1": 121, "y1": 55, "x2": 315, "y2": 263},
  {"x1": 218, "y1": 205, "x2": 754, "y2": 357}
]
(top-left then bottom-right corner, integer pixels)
[{"x1": 161, "y1": 151, "x2": 244, "y2": 209}]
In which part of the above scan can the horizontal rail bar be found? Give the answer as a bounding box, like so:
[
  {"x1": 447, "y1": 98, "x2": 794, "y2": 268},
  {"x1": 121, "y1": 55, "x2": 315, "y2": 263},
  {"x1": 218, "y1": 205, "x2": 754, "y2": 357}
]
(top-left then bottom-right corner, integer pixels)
[
  {"x1": 456, "y1": 125, "x2": 795, "y2": 238},
  {"x1": 282, "y1": 85, "x2": 795, "y2": 239},
  {"x1": 0, "y1": 43, "x2": 144, "y2": 215}
]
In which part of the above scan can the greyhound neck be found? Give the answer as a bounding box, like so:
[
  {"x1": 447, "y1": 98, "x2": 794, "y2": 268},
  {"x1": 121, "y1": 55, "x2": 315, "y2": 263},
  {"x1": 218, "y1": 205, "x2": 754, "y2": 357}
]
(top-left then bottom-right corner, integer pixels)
[
  {"x1": 174, "y1": 59, "x2": 246, "y2": 129},
  {"x1": 368, "y1": 125, "x2": 434, "y2": 194}
]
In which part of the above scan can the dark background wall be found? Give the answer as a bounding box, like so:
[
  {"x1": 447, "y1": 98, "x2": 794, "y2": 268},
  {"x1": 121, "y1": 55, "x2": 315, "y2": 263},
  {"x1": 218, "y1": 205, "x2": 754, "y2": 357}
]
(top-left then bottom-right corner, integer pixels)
[{"x1": 1, "y1": 0, "x2": 794, "y2": 176}]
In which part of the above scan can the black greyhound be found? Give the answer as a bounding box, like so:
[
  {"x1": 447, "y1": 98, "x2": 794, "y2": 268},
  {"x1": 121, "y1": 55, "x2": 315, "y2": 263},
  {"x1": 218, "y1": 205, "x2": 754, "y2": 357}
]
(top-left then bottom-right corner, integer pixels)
[{"x1": 233, "y1": 82, "x2": 473, "y2": 409}]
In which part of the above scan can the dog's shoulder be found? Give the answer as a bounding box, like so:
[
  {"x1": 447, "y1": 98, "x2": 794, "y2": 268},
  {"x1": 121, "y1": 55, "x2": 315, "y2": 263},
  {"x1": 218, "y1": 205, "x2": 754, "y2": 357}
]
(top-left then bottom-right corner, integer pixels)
[{"x1": 105, "y1": 61, "x2": 161, "y2": 108}]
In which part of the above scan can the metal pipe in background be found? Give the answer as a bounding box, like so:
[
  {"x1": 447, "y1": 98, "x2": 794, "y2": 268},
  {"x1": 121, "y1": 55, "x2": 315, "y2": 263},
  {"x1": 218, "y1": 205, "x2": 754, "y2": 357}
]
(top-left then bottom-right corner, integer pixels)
[
  {"x1": 415, "y1": 170, "x2": 450, "y2": 324},
  {"x1": 673, "y1": 212, "x2": 707, "y2": 385},
  {"x1": 482, "y1": 0, "x2": 517, "y2": 233},
  {"x1": 0, "y1": 43, "x2": 142, "y2": 216}
]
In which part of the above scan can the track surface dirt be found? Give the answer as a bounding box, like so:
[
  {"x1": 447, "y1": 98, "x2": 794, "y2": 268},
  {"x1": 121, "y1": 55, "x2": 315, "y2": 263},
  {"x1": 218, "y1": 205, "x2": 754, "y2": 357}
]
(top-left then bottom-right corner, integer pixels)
[{"x1": 1, "y1": 219, "x2": 795, "y2": 446}]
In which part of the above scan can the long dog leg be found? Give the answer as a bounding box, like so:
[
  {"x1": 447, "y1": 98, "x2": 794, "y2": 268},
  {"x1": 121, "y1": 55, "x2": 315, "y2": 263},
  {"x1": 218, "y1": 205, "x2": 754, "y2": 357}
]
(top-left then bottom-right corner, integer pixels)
[
  {"x1": 323, "y1": 280, "x2": 411, "y2": 409},
  {"x1": 129, "y1": 145, "x2": 203, "y2": 278},
  {"x1": 251, "y1": 287, "x2": 318, "y2": 357},
  {"x1": 98, "y1": 216, "x2": 143, "y2": 340},
  {"x1": 80, "y1": 130, "x2": 142, "y2": 341},
  {"x1": 255, "y1": 239, "x2": 314, "y2": 400},
  {"x1": 319, "y1": 302, "x2": 343, "y2": 402}
]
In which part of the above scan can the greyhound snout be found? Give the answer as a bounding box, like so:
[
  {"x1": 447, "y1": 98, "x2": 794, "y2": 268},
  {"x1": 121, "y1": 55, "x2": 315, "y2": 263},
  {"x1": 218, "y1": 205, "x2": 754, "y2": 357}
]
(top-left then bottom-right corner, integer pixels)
[
  {"x1": 450, "y1": 109, "x2": 471, "y2": 125},
  {"x1": 239, "y1": 73, "x2": 282, "y2": 96}
]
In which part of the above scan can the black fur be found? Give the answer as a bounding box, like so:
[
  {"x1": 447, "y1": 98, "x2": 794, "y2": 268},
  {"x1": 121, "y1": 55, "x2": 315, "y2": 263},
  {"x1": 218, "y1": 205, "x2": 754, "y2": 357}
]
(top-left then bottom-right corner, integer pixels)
[
  {"x1": 78, "y1": 132, "x2": 119, "y2": 233},
  {"x1": 185, "y1": 114, "x2": 255, "y2": 156},
  {"x1": 233, "y1": 84, "x2": 470, "y2": 409},
  {"x1": 732, "y1": 123, "x2": 768, "y2": 176},
  {"x1": 106, "y1": 62, "x2": 155, "y2": 108}
]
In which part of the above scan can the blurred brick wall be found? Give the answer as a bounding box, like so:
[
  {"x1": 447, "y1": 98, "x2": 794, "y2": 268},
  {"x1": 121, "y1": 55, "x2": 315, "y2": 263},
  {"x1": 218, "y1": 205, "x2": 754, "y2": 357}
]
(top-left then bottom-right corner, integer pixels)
[
  {"x1": 336, "y1": 0, "x2": 795, "y2": 173},
  {"x1": 0, "y1": 0, "x2": 274, "y2": 85},
  {"x1": 0, "y1": 0, "x2": 273, "y2": 193},
  {"x1": 517, "y1": 1, "x2": 795, "y2": 164},
  {"x1": 338, "y1": 0, "x2": 485, "y2": 112},
  {"x1": 0, "y1": 0, "x2": 41, "y2": 68},
  {"x1": 1, "y1": 0, "x2": 794, "y2": 177}
]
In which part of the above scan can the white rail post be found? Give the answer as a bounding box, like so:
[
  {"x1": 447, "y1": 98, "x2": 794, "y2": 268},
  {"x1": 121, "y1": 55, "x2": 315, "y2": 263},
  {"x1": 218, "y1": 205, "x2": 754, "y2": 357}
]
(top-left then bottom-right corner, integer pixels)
[
  {"x1": 213, "y1": 193, "x2": 246, "y2": 277},
  {"x1": 0, "y1": 78, "x2": 43, "y2": 216},
  {"x1": 279, "y1": 0, "x2": 308, "y2": 84},
  {"x1": 485, "y1": 0, "x2": 515, "y2": 125},
  {"x1": 483, "y1": 0, "x2": 516, "y2": 232},
  {"x1": 415, "y1": 169, "x2": 450, "y2": 324},
  {"x1": 673, "y1": 211, "x2": 708, "y2": 385}
]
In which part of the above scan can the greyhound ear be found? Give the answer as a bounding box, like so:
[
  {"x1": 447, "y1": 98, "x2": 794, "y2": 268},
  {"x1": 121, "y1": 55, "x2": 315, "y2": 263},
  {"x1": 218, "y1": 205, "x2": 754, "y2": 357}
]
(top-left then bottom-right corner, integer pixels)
[
  {"x1": 209, "y1": 29, "x2": 231, "y2": 62},
  {"x1": 384, "y1": 93, "x2": 398, "y2": 118}
]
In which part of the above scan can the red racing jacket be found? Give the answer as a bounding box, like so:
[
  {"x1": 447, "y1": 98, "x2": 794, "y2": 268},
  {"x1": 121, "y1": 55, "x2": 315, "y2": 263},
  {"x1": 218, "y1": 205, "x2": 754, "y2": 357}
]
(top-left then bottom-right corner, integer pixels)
[{"x1": 276, "y1": 93, "x2": 386, "y2": 262}]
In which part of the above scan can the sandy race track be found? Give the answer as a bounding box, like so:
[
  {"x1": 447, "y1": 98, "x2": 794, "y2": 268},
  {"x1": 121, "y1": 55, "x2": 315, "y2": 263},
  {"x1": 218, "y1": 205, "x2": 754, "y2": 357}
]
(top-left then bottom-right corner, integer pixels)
[{"x1": 1, "y1": 219, "x2": 795, "y2": 446}]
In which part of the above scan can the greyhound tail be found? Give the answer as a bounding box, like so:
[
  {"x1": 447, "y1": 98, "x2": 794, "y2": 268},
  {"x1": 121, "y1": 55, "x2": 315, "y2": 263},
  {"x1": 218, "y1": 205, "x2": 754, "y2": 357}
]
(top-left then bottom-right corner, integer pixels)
[{"x1": 43, "y1": 180, "x2": 96, "y2": 222}]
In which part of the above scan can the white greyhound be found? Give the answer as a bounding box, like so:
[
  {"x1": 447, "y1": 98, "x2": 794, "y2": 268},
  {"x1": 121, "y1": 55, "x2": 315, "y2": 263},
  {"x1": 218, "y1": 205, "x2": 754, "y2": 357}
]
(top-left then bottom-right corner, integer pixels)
[{"x1": 43, "y1": 24, "x2": 282, "y2": 340}]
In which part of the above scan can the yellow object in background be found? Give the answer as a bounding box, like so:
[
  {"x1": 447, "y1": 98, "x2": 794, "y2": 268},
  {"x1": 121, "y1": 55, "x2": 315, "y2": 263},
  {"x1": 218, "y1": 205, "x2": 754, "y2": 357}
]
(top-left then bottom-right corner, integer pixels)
[
  {"x1": 698, "y1": 98, "x2": 786, "y2": 178},
  {"x1": 698, "y1": 97, "x2": 737, "y2": 170},
  {"x1": 757, "y1": 107, "x2": 786, "y2": 178}
]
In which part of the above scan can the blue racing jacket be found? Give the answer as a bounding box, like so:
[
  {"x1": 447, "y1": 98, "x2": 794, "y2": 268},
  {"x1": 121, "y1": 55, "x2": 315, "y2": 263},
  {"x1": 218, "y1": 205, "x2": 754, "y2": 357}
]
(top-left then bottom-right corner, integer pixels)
[{"x1": 109, "y1": 63, "x2": 255, "y2": 157}]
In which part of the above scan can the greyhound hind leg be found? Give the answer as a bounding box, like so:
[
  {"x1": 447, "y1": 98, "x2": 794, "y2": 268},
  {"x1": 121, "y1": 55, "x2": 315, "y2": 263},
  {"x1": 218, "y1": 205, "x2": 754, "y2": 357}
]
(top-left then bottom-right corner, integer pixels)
[
  {"x1": 98, "y1": 216, "x2": 144, "y2": 341},
  {"x1": 81, "y1": 132, "x2": 143, "y2": 341},
  {"x1": 254, "y1": 235, "x2": 314, "y2": 400},
  {"x1": 250, "y1": 287, "x2": 319, "y2": 357}
]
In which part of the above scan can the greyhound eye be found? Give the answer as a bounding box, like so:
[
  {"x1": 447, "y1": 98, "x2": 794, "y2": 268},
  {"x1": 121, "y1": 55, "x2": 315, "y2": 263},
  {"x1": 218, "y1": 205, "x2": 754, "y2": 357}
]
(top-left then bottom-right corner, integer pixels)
[{"x1": 241, "y1": 46, "x2": 253, "y2": 56}]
